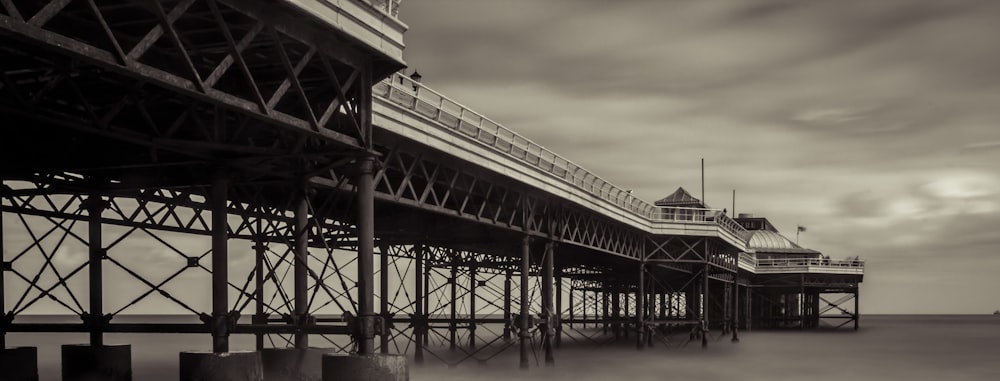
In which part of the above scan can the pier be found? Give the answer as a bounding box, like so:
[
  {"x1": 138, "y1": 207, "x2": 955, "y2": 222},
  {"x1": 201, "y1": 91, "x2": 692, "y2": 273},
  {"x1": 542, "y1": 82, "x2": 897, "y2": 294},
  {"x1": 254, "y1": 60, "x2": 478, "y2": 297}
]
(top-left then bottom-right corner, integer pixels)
[{"x1": 0, "y1": 1, "x2": 863, "y2": 379}]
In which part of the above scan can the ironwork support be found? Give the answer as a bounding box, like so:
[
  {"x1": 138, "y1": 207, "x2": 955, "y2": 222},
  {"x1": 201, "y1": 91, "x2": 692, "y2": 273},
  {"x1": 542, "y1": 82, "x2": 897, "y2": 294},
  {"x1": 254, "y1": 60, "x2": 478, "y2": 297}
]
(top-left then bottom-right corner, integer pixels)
[
  {"x1": 379, "y1": 244, "x2": 389, "y2": 354},
  {"x1": 84, "y1": 193, "x2": 107, "y2": 347},
  {"x1": 854, "y1": 289, "x2": 860, "y2": 331},
  {"x1": 211, "y1": 173, "x2": 229, "y2": 353},
  {"x1": 542, "y1": 242, "x2": 554, "y2": 366},
  {"x1": 355, "y1": 155, "x2": 376, "y2": 355},
  {"x1": 413, "y1": 244, "x2": 424, "y2": 364},
  {"x1": 294, "y1": 190, "x2": 309, "y2": 349},
  {"x1": 602, "y1": 283, "x2": 609, "y2": 335},
  {"x1": 612, "y1": 282, "x2": 621, "y2": 340},
  {"x1": 503, "y1": 269, "x2": 512, "y2": 341},
  {"x1": 702, "y1": 264, "x2": 709, "y2": 349},
  {"x1": 558, "y1": 269, "x2": 565, "y2": 347},
  {"x1": 253, "y1": 230, "x2": 265, "y2": 351},
  {"x1": 469, "y1": 264, "x2": 477, "y2": 350},
  {"x1": 732, "y1": 280, "x2": 740, "y2": 342},
  {"x1": 1, "y1": 181, "x2": 5, "y2": 349},
  {"x1": 636, "y1": 264, "x2": 645, "y2": 350},
  {"x1": 448, "y1": 257, "x2": 457, "y2": 351},
  {"x1": 519, "y1": 236, "x2": 530, "y2": 370}
]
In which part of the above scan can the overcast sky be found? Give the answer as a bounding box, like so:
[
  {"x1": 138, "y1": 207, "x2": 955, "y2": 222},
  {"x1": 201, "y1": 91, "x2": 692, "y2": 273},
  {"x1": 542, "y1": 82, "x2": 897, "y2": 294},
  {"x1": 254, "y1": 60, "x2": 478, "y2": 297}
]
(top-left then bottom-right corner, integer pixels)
[{"x1": 399, "y1": 0, "x2": 1000, "y2": 314}]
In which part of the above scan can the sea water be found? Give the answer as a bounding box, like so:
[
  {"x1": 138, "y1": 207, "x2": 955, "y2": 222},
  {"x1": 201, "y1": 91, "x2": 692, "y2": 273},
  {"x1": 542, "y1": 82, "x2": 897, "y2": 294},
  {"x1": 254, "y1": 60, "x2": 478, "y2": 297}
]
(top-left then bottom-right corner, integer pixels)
[{"x1": 4, "y1": 315, "x2": 998, "y2": 380}]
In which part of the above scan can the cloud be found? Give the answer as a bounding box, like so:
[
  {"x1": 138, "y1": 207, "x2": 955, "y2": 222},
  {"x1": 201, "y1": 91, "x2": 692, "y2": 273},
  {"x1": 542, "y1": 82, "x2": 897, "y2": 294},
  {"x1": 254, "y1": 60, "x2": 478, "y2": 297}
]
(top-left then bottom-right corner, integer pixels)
[{"x1": 395, "y1": 0, "x2": 1000, "y2": 313}]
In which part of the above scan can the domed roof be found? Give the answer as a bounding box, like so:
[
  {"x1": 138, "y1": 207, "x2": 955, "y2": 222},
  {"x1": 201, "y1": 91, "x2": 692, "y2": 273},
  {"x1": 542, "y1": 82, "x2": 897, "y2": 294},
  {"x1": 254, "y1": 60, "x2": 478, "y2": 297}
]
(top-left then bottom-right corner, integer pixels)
[{"x1": 747, "y1": 230, "x2": 820, "y2": 255}]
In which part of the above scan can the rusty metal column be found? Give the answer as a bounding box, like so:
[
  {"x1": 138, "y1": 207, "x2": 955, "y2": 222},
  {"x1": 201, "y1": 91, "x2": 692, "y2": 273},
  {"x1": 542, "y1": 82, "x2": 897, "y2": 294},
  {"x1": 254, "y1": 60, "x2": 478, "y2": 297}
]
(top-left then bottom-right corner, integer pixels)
[
  {"x1": 468, "y1": 263, "x2": 477, "y2": 350},
  {"x1": 355, "y1": 156, "x2": 376, "y2": 355},
  {"x1": 519, "y1": 236, "x2": 530, "y2": 370},
  {"x1": 294, "y1": 191, "x2": 309, "y2": 349},
  {"x1": 448, "y1": 258, "x2": 457, "y2": 351},
  {"x1": 379, "y1": 245, "x2": 390, "y2": 354},
  {"x1": 636, "y1": 264, "x2": 645, "y2": 350},
  {"x1": 84, "y1": 194, "x2": 107, "y2": 347},
  {"x1": 503, "y1": 269, "x2": 512, "y2": 341},
  {"x1": 211, "y1": 174, "x2": 229, "y2": 353},
  {"x1": 413, "y1": 245, "x2": 424, "y2": 364},
  {"x1": 542, "y1": 242, "x2": 554, "y2": 366}
]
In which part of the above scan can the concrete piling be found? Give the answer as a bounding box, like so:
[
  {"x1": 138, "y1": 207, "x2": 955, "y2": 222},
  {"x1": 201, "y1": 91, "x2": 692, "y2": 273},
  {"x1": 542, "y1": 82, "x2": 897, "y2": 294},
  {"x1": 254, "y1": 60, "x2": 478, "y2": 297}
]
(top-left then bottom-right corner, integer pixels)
[
  {"x1": 1, "y1": 346, "x2": 38, "y2": 381},
  {"x1": 61, "y1": 344, "x2": 132, "y2": 381},
  {"x1": 179, "y1": 351, "x2": 263, "y2": 381},
  {"x1": 322, "y1": 353, "x2": 407, "y2": 381}
]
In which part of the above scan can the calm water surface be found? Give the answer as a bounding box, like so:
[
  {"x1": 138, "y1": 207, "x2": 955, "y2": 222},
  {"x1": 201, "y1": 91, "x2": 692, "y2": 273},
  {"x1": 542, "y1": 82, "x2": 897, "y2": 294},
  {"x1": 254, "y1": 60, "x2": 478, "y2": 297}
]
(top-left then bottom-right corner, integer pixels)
[{"x1": 6, "y1": 315, "x2": 999, "y2": 380}]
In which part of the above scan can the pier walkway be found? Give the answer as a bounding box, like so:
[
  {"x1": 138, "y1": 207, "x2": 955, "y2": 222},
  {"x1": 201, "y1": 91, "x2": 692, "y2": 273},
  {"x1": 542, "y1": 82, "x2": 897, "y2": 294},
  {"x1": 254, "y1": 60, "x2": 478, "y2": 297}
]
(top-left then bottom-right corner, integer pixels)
[{"x1": 0, "y1": 1, "x2": 863, "y2": 379}]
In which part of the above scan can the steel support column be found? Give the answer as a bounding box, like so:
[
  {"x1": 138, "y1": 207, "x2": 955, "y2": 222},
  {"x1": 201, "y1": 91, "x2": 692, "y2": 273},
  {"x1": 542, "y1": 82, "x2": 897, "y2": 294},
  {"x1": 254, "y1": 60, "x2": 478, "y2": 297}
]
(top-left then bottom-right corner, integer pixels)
[
  {"x1": 413, "y1": 245, "x2": 424, "y2": 364},
  {"x1": 379, "y1": 244, "x2": 390, "y2": 354},
  {"x1": 423, "y1": 251, "x2": 430, "y2": 347},
  {"x1": 636, "y1": 264, "x2": 645, "y2": 350},
  {"x1": 355, "y1": 155, "x2": 376, "y2": 355},
  {"x1": 555, "y1": 270, "x2": 562, "y2": 348},
  {"x1": 854, "y1": 289, "x2": 860, "y2": 331},
  {"x1": 468, "y1": 264, "x2": 477, "y2": 350},
  {"x1": 85, "y1": 194, "x2": 107, "y2": 347},
  {"x1": 702, "y1": 264, "x2": 709, "y2": 349},
  {"x1": 800, "y1": 274, "x2": 806, "y2": 330},
  {"x1": 254, "y1": 229, "x2": 266, "y2": 351},
  {"x1": 503, "y1": 269, "x2": 512, "y2": 341},
  {"x1": 542, "y1": 242, "x2": 554, "y2": 366},
  {"x1": 731, "y1": 280, "x2": 740, "y2": 342},
  {"x1": 578, "y1": 285, "x2": 584, "y2": 329},
  {"x1": 448, "y1": 258, "x2": 457, "y2": 351},
  {"x1": 211, "y1": 174, "x2": 229, "y2": 353},
  {"x1": 602, "y1": 284, "x2": 610, "y2": 335},
  {"x1": 611, "y1": 283, "x2": 621, "y2": 340},
  {"x1": 1, "y1": 182, "x2": 6, "y2": 349},
  {"x1": 519, "y1": 236, "x2": 530, "y2": 370},
  {"x1": 294, "y1": 191, "x2": 309, "y2": 349}
]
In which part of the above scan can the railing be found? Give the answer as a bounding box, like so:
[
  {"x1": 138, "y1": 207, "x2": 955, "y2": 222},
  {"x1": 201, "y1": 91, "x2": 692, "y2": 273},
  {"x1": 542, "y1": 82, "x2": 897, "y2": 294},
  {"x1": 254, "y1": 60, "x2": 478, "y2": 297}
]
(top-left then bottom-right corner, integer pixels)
[
  {"x1": 374, "y1": 73, "x2": 751, "y2": 243},
  {"x1": 362, "y1": 0, "x2": 402, "y2": 17},
  {"x1": 756, "y1": 258, "x2": 865, "y2": 269},
  {"x1": 737, "y1": 253, "x2": 864, "y2": 273}
]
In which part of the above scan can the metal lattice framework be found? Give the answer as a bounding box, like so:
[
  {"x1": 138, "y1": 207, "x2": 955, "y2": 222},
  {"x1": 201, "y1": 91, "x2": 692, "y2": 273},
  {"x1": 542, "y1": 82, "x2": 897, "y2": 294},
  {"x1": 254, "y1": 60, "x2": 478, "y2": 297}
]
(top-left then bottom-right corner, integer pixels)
[{"x1": 0, "y1": 1, "x2": 862, "y2": 377}]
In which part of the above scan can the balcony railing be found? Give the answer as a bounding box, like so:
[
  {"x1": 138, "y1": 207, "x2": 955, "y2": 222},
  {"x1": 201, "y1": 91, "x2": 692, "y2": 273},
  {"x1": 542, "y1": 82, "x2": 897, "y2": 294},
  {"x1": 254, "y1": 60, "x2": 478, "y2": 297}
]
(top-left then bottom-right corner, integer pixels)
[
  {"x1": 374, "y1": 73, "x2": 751, "y2": 243},
  {"x1": 362, "y1": 0, "x2": 402, "y2": 17},
  {"x1": 755, "y1": 258, "x2": 866, "y2": 269}
]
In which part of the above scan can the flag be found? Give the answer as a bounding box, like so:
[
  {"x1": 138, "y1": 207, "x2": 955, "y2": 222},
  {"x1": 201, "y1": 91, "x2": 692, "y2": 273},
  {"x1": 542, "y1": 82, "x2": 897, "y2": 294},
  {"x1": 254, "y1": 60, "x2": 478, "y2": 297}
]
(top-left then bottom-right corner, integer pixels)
[{"x1": 797, "y1": 225, "x2": 807, "y2": 233}]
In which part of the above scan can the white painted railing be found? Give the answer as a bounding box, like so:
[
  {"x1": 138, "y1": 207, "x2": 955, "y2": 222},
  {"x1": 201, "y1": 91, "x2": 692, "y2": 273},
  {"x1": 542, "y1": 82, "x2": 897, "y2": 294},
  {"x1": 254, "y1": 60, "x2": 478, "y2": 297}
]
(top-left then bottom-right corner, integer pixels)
[
  {"x1": 756, "y1": 258, "x2": 865, "y2": 269},
  {"x1": 374, "y1": 73, "x2": 752, "y2": 243},
  {"x1": 362, "y1": 0, "x2": 401, "y2": 17},
  {"x1": 737, "y1": 253, "x2": 863, "y2": 273}
]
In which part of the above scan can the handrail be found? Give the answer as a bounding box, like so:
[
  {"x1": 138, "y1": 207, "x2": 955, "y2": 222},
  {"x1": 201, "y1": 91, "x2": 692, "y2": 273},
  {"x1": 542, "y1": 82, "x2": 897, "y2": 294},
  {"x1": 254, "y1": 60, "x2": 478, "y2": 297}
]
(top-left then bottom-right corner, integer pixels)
[
  {"x1": 756, "y1": 258, "x2": 866, "y2": 268},
  {"x1": 361, "y1": 0, "x2": 402, "y2": 17},
  {"x1": 738, "y1": 253, "x2": 864, "y2": 273},
  {"x1": 374, "y1": 73, "x2": 751, "y2": 243}
]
